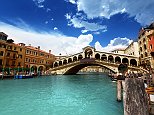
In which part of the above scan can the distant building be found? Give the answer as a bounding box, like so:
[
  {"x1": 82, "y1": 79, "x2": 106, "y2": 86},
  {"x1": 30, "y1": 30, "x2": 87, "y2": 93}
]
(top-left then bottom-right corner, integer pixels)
[
  {"x1": 138, "y1": 22, "x2": 154, "y2": 69},
  {"x1": 0, "y1": 32, "x2": 55, "y2": 73},
  {"x1": 25, "y1": 45, "x2": 55, "y2": 72},
  {"x1": 111, "y1": 49, "x2": 125, "y2": 54},
  {"x1": 124, "y1": 42, "x2": 139, "y2": 57},
  {"x1": 0, "y1": 33, "x2": 26, "y2": 72}
]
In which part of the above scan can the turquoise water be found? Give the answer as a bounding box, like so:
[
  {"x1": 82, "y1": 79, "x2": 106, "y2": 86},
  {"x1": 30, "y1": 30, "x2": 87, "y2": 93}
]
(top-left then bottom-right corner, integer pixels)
[{"x1": 0, "y1": 75, "x2": 123, "y2": 115}]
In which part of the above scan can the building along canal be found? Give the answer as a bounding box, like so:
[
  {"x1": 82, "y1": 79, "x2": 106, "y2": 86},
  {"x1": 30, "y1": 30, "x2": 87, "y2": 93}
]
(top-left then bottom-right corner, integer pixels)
[{"x1": 0, "y1": 74, "x2": 123, "y2": 115}]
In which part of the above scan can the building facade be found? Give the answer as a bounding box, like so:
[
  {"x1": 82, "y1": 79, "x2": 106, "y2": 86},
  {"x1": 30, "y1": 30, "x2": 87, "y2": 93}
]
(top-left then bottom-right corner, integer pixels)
[
  {"x1": 25, "y1": 45, "x2": 55, "y2": 73},
  {"x1": 0, "y1": 32, "x2": 55, "y2": 74},
  {"x1": 138, "y1": 22, "x2": 154, "y2": 69},
  {"x1": 124, "y1": 41, "x2": 139, "y2": 57},
  {"x1": 111, "y1": 49, "x2": 125, "y2": 54}
]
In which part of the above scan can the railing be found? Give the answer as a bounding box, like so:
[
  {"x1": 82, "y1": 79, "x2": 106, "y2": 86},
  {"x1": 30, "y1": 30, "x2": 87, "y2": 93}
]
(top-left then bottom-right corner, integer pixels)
[{"x1": 51, "y1": 58, "x2": 144, "y2": 72}]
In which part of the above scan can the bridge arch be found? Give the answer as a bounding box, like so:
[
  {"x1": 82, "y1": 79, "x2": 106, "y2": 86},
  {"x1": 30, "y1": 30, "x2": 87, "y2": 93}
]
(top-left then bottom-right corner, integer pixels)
[
  {"x1": 63, "y1": 63, "x2": 116, "y2": 75},
  {"x1": 122, "y1": 58, "x2": 129, "y2": 65},
  {"x1": 54, "y1": 62, "x2": 58, "y2": 67},
  {"x1": 63, "y1": 59, "x2": 67, "y2": 65},
  {"x1": 115, "y1": 56, "x2": 121, "y2": 64},
  {"x1": 95, "y1": 53, "x2": 100, "y2": 59},
  {"x1": 68, "y1": 58, "x2": 72, "y2": 63},
  {"x1": 59, "y1": 61, "x2": 62, "y2": 66},
  {"x1": 38, "y1": 66, "x2": 44, "y2": 72},
  {"x1": 31, "y1": 65, "x2": 37, "y2": 72},
  {"x1": 108, "y1": 55, "x2": 114, "y2": 63},
  {"x1": 130, "y1": 59, "x2": 137, "y2": 66},
  {"x1": 101, "y1": 54, "x2": 107, "y2": 61},
  {"x1": 73, "y1": 56, "x2": 77, "y2": 61},
  {"x1": 78, "y1": 54, "x2": 83, "y2": 60}
]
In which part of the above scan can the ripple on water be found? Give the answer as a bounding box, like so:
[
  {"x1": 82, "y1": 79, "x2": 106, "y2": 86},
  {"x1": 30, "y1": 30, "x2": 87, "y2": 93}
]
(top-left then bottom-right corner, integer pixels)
[{"x1": 0, "y1": 74, "x2": 123, "y2": 115}]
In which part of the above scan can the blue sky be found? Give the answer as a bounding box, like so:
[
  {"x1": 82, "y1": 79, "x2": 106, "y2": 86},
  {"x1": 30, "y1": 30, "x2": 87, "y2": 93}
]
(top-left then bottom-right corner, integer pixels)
[{"x1": 0, "y1": 0, "x2": 154, "y2": 55}]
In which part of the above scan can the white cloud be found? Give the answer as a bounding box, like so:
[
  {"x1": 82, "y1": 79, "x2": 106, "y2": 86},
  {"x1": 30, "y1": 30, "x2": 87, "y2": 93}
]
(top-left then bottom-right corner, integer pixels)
[
  {"x1": 81, "y1": 29, "x2": 88, "y2": 33},
  {"x1": 77, "y1": 0, "x2": 124, "y2": 19},
  {"x1": 69, "y1": 0, "x2": 76, "y2": 4},
  {"x1": 76, "y1": 0, "x2": 154, "y2": 25},
  {"x1": 45, "y1": 21, "x2": 48, "y2": 24},
  {"x1": 33, "y1": 0, "x2": 45, "y2": 8},
  {"x1": 46, "y1": 8, "x2": 51, "y2": 12},
  {"x1": 0, "y1": 21, "x2": 93, "y2": 55},
  {"x1": 54, "y1": 27, "x2": 58, "y2": 30},
  {"x1": 95, "y1": 37, "x2": 133, "y2": 52},
  {"x1": 65, "y1": 0, "x2": 76, "y2": 4},
  {"x1": 66, "y1": 14, "x2": 107, "y2": 33}
]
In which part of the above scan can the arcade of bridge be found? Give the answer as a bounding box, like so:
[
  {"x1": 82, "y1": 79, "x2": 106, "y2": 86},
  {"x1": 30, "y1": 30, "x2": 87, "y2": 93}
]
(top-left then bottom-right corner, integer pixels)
[{"x1": 53, "y1": 46, "x2": 138, "y2": 68}]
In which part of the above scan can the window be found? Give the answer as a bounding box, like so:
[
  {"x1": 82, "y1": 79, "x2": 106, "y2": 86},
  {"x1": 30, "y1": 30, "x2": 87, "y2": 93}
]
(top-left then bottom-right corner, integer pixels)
[
  {"x1": 144, "y1": 44, "x2": 147, "y2": 50},
  {"x1": 0, "y1": 44, "x2": 6, "y2": 48},
  {"x1": 143, "y1": 38, "x2": 146, "y2": 42},
  {"x1": 0, "y1": 51, "x2": 4, "y2": 56},
  {"x1": 26, "y1": 50, "x2": 29, "y2": 54},
  {"x1": 12, "y1": 61, "x2": 15, "y2": 66},
  {"x1": 18, "y1": 62, "x2": 21, "y2": 66},
  {"x1": 0, "y1": 59, "x2": 2, "y2": 66},
  {"x1": 150, "y1": 44, "x2": 152, "y2": 49},
  {"x1": 8, "y1": 46, "x2": 12, "y2": 50},
  {"x1": 26, "y1": 58, "x2": 28, "y2": 62},
  {"x1": 20, "y1": 48, "x2": 22, "y2": 52},
  {"x1": 7, "y1": 52, "x2": 10, "y2": 57},
  {"x1": 145, "y1": 52, "x2": 148, "y2": 57},
  {"x1": 141, "y1": 54, "x2": 143, "y2": 58},
  {"x1": 6, "y1": 60, "x2": 9, "y2": 66},
  {"x1": 14, "y1": 47, "x2": 16, "y2": 50},
  {"x1": 13, "y1": 54, "x2": 16, "y2": 59},
  {"x1": 140, "y1": 47, "x2": 142, "y2": 52},
  {"x1": 18, "y1": 55, "x2": 22, "y2": 59}
]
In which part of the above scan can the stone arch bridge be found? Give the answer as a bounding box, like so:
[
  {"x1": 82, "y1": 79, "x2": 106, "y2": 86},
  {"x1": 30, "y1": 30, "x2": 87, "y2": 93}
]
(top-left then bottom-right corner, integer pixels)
[{"x1": 50, "y1": 46, "x2": 143, "y2": 75}]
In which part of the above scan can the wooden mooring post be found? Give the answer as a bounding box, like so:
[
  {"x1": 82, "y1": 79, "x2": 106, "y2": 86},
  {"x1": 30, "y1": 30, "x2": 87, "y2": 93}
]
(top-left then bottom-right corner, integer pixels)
[
  {"x1": 124, "y1": 78, "x2": 149, "y2": 115},
  {"x1": 117, "y1": 80, "x2": 122, "y2": 102}
]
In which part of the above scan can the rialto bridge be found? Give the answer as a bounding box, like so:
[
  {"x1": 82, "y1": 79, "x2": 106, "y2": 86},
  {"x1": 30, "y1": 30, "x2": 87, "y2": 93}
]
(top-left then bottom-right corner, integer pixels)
[{"x1": 50, "y1": 46, "x2": 143, "y2": 75}]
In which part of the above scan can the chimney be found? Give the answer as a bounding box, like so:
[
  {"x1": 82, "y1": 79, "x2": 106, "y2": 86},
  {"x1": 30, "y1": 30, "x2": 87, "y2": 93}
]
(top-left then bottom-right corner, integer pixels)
[
  {"x1": 49, "y1": 50, "x2": 51, "y2": 54},
  {"x1": 38, "y1": 46, "x2": 40, "y2": 50}
]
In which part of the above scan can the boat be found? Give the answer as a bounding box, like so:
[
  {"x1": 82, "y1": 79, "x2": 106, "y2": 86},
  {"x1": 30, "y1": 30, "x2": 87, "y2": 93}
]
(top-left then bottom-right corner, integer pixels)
[{"x1": 15, "y1": 75, "x2": 33, "y2": 79}]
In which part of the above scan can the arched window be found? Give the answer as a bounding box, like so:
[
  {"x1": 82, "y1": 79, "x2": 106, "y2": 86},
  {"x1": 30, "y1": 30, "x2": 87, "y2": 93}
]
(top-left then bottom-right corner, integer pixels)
[
  {"x1": 54, "y1": 62, "x2": 58, "y2": 67},
  {"x1": 68, "y1": 58, "x2": 72, "y2": 63},
  {"x1": 78, "y1": 55, "x2": 83, "y2": 60},
  {"x1": 101, "y1": 54, "x2": 107, "y2": 61},
  {"x1": 130, "y1": 59, "x2": 137, "y2": 66},
  {"x1": 122, "y1": 58, "x2": 129, "y2": 64},
  {"x1": 95, "y1": 53, "x2": 100, "y2": 59},
  {"x1": 115, "y1": 56, "x2": 121, "y2": 63},
  {"x1": 108, "y1": 55, "x2": 114, "y2": 63},
  {"x1": 59, "y1": 61, "x2": 62, "y2": 66},
  {"x1": 143, "y1": 38, "x2": 146, "y2": 42},
  {"x1": 145, "y1": 52, "x2": 148, "y2": 57},
  {"x1": 144, "y1": 44, "x2": 147, "y2": 50},
  {"x1": 141, "y1": 54, "x2": 143, "y2": 58},
  {"x1": 63, "y1": 59, "x2": 67, "y2": 65},
  {"x1": 140, "y1": 47, "x2": 142, "y2": 52},
  {"x1": 73, "y1": 56, "x2": 77, "y2": 61}
]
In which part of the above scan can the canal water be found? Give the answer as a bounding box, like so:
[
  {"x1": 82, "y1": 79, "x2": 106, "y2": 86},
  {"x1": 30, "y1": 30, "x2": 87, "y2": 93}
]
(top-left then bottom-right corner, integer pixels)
[{"x1": 0, "y1": 74, "x2": 123, "y2": 115}]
